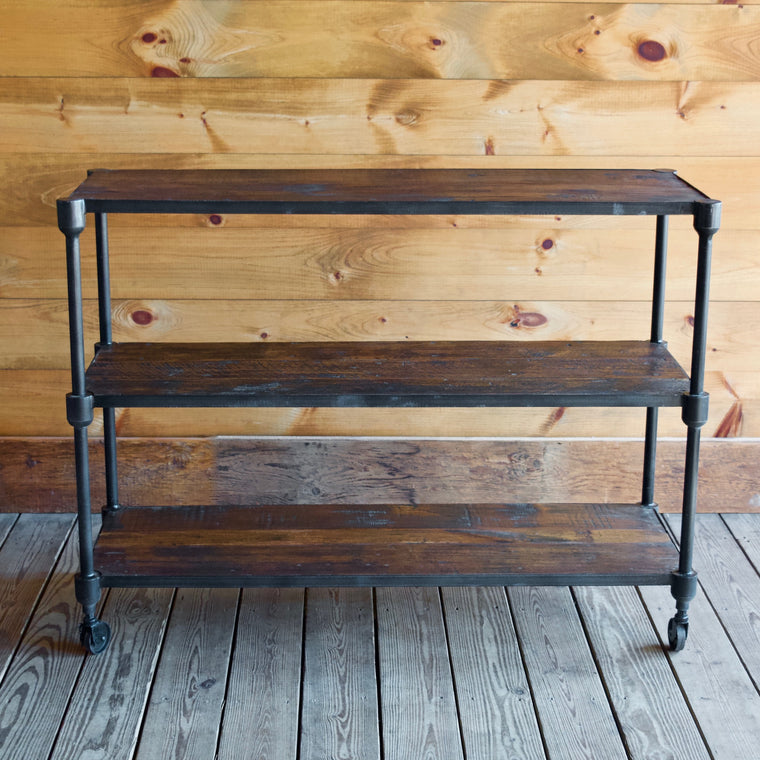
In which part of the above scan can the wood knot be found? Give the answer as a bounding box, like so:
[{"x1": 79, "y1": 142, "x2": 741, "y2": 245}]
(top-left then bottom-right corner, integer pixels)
[
  {"x1": 395, "y1": 109, "x2": 421, "y2": 127},
  {"x1": 637, "y1": 40, "x2": 667, "y2": 62},
  {"x1": 131, "y1": 309, "x2": 154, "y2": 326}
]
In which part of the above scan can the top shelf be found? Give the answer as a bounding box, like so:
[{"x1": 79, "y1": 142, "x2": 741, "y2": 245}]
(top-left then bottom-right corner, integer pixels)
[{"x1": 66, "y1": 168, "x2": 714, "y2": 217}]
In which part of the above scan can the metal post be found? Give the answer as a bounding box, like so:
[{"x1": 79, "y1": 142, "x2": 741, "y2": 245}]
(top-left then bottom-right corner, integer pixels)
[
  {"x1": 668, "y1": 199, "x2": 721, "y2": 651},
  {"x1": 95, "y1": 212, "x2": 120, "y2": 512},
  {"x1": 59, "y1": 198, "x2": 111, "y2": 654},
  {"x1": 642, "y1": 215, "x2": 668, "y2": 507}
]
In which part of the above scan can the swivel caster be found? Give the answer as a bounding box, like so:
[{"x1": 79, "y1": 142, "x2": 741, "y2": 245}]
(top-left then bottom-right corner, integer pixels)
[
  {"x1": 80, "y1": 618, "x2": 111, "y2": 654},
  {"x1": 667, "y1": 617, "x2": 688, "y2": 652}
]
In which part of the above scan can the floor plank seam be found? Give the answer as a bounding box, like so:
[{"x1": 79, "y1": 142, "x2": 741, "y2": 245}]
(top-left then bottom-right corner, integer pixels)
[
  {"x1": 633, "y1": 585, "x2": 715, "y2": 760},
  {"x1": 213, "y1": 587, "x2": 243, "y2": 760},
  {"x1": 437, "y1": 587, "x2": 468, "y2": 760},
  {"x1": 131, "y1": 587, "x2": 178, "y2": 760},
  {"x1": 504, "y1": 587, "x2": 551, "y2": 760},
  {"x1": 665, "y1": 514, "x2": 760, "y2": 699},
  {"x1": 721, "y1": 514, "x2": 760, "y2": 577},
  {"x1": 45, "y1": 586, "x2": 111, "y2": 760},
  {"x1": 295, "y1": 587, "x2": 310, "y2": 760},
  {"x1": 569, "y1": 586, "x2": 634, "y2": 760},
  {"x1": 372, "y1": 587, "x2": 385, "y2": 760}
]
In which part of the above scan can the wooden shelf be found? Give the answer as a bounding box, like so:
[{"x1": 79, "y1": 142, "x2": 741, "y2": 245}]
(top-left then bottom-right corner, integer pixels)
[
  {"x1": 95, "y1": 502, "x2": 678, "y2": 588},
  {"x1": 85, "y1": 340, "x2": 689, "y2": 408},
  {"x1": 69, "y1": 168, "x2": 711, "y2": 216}
]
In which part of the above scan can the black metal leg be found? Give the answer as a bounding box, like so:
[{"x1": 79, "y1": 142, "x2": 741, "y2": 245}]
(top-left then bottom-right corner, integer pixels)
[
  {"x1": 642, "y1": 407, "x2": 658, "y2": 507},
  {"x1": 668, "y1": 200, "x2": 720, "y2": 652},
  {"x1": 95, "y1": 212, "x2": 120, "y2": 513},
  {"x1": 643, "y1": 215, "x2": 669, "y2": 508},
  {"x1": 59, "y1": 199, "x2": 111, "y2": 654}
]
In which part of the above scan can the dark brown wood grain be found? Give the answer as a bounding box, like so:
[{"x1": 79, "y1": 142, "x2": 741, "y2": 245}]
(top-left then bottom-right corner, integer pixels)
[
  {"x1": 85, "y1": 340, "x2": 689, "y2": 408},
  {"x1": 67, "y1": 168, "x2": 711, "y2": 215},
  {"x1": 94, "y1": 502, "x2": 677, "y2": 587}
]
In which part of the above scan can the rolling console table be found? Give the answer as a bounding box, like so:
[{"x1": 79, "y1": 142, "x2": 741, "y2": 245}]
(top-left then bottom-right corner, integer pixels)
[{"x1": 58, "y1": 168, "x2": 720, "y2": 654}]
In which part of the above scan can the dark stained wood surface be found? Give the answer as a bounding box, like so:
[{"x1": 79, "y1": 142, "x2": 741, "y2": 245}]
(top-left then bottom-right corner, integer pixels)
[
  {"x1": 85, "y1": 340, "x2": 689, "y2": 408},
  {"x1": 66, "y1": 169, "x2": 713, "y2": 215},
  {"x1": 94, "y1": 502, "x2": 678, "y2": 587}
]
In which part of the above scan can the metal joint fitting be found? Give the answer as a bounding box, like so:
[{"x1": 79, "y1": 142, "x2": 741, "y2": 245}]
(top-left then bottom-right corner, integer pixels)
[
  {"x1": 670, "y1": 570, "x2": 698, "y2": 602},
  {"x1": 66, "y1": 393, "x2": 95, "y2": 428},
  {"x1": 693, "y1": 200, "x2": 721, "y2": 236},
  {"x1": 74, "y1": 572, "x2": 103, "y2": 608},
  {"x1": 57, "y1": 199, "x2": 86, "y2": 235},
  {"x1": 681, "y1": 392, "x2": 709, "y2": 428}
]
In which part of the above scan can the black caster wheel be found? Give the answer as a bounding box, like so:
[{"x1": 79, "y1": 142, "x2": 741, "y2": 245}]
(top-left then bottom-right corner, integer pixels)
[
  {"x1": 80, "y1": 619, "x2": 111, "y2": 654},
  {"x1": 667, "y1": 617, "x2": 688, "y2": 652}
]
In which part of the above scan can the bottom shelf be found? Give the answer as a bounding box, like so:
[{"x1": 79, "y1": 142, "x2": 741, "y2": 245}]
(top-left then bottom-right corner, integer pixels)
[{"x1": 95, "y1": 503, "x2": 678, "y2": 588}]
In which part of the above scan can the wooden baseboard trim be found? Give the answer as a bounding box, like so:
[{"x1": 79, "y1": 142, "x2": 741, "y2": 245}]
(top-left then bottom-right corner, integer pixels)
[{"x1": 1, "y1": 437, "x2": 756, "y2": 514}]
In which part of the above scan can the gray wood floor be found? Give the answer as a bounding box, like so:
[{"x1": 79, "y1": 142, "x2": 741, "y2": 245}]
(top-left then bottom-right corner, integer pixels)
[{"x1": 0, "y1": 512, "x2": 759, "y2": 760}]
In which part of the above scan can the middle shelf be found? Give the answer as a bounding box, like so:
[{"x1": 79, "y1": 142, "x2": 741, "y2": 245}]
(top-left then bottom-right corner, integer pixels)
[{"x1": 85, "y1": 340, "x2": 689, "y2": 409}]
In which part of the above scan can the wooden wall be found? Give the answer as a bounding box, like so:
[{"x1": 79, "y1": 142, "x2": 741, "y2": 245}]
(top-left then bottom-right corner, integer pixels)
[{"x1": 0, "y1": 0, "x2": 758, "y2": 510}]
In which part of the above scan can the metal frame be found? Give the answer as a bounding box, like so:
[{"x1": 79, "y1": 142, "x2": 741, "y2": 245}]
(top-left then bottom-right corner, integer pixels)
[{"x1": 57, "y1": 170, "x2": 720, "y2": 654}]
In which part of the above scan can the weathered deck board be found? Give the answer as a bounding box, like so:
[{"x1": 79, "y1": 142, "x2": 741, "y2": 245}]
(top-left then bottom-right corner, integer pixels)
[
  {"x1": 300, "y1": 588, "x2": 380, "y2": 760},
  {"x1": 0, "y1": 517, "x2": 102, "y2": 760},
  {"x1": 441, "y1": 586, "x2": 545, "y2": 759},
  {"x1": 133, "y1": 588, "x2": 239, "y2": 760},
  {"x1": 573, "y1": 585, "x2": 711, "y2": 760},
  {"x1": 216, "y1": 588, "x2": 304, "y2": 760},
  {"x1": 508, "y1": 586, "x2": 629, "y2": 760},
  {"x1": 0, "y1": 513, "x2": 759, "y2": 760},
  {"x1": 376, "y1": 586, "x2": 463, "y2": 760},
  {"x1": 49, "y1": 587, "x2": 173, "y2": 760},
  {"x1": 639, "y1": 583, "x2": 760, "y2": 759},
  {"x1": 0, "y1": 514, "x2": 73, "y2": 679}
]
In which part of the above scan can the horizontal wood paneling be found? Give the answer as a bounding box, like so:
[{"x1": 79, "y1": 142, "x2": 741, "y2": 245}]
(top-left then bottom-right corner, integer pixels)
[
  {"x1": 3, "y1": 300, "x2": 757, "y2": 373},
  {"x1": 0, "y1": 0, "x2": 755, "y2": 486},
  {"x1": 1, "y1": 79, "x2": 756, "y2": 156},
  {"x1": 1, "y1": 154, "x2": 755, "y2": 229},
  {"x1": 0, "y1": 3, "x2": 755, "y2": 80},
  {"x1": 0, "y1": 437, "x2": 756, "y2": 513},
  {"x1": 2, "y1": 227, "x2": 754, "y2": 301}
]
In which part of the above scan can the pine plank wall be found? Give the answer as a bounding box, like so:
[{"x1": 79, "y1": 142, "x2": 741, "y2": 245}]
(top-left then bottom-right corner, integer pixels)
[{"x1": 0, "y1": 0, "x2": 757, "y2": 512}]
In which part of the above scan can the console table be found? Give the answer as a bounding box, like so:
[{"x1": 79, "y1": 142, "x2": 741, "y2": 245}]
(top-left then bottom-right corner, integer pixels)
[{"x1": 58, "y1": 168, "x2": 720, "y2": 654}]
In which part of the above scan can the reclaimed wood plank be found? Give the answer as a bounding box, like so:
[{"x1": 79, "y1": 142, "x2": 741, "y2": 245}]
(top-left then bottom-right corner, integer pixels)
[
  {"x1": 376, "y1": 586, "x2": 463, "y2": 760},
  {"x1": 216, "y1": 588, "x2": 304, "y2": 760},
  {"x1": 84, "y1": 340, "x2": 688, "y2": 409},
  {"x1": 0, "y1": 517, "x2": 102, "y2": 760},
  {"x1": 639, "y1": 580, "x2": 760, "y2": 759},
  {"x1": 133, "y1": 587, "x2": 239, "y2": 760},
  {"x1": 300, "y1": 588, "x2": 380, "y2": 760},
  {"x1": 2, "y1": 79, "x2": 757, "y2": 156},
  {"x1": 508, "y1": 586, "x2": 628, "y2": 760},
  {"x1": 0, "y1": 3, "x2": 756, "y2": 80},
  {"x1": 93, "y1": 503, "x2": 677, "y2": 587},
  {"x1": 0, "y1": 513, "x2": 74, "y2": 679},
  {"x1": 49, "y1": 586, "x2": 173, "y2": 760},
  {"x1": 3, "y1": 438, "x2": 758, "y2": 515},
  {"x1": 573, "y1": 585, "x2": 711, "y2": 760},
  {"x1": 67, "y1": 168, "x2": 709, "y2": 211},
  {"x1": 666, "y1": 514, "x2": 760, "y2": 691},
  {"x1": 441, "y1": 586, "x2": 545, "y2": 760}
]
